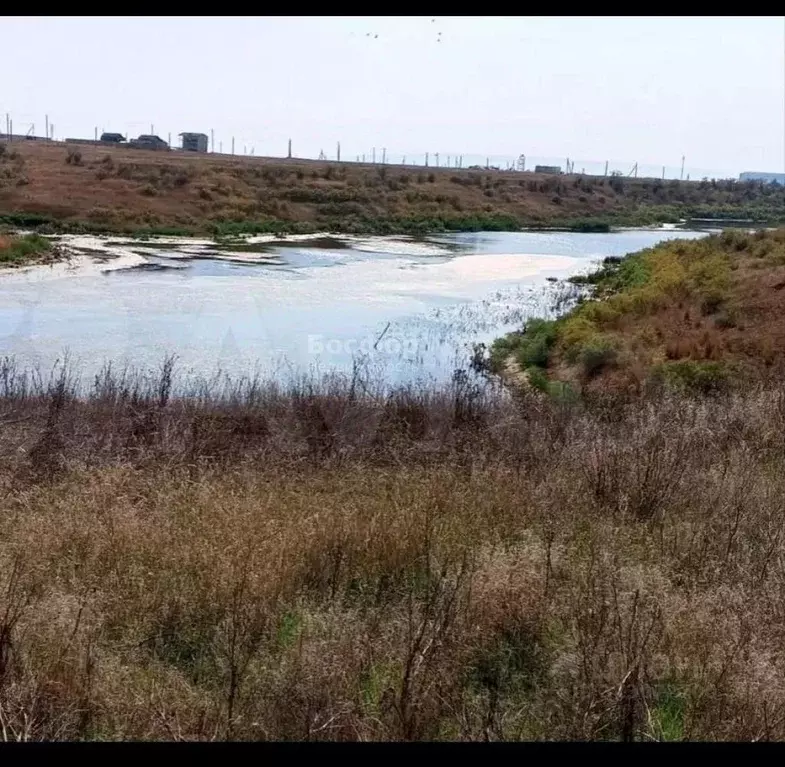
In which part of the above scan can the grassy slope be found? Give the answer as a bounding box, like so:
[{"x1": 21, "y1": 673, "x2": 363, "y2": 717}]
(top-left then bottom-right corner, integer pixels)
[
  {"x1": 491, "y1": 228, "x2": 785, "y2": 396},
  {"x1": 0, "y1": 232, "x2": 59, "y2": 266},
  {"x1": 1, "y1": 363, "x2": 785, "y2": 740},
  {"x1": 1, "y1": 141, "x2": 784, "y2": 236}
]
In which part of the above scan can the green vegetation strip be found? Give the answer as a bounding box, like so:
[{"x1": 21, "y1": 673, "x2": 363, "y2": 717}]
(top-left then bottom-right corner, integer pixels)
[
  {"x1": 0, "y1": 233, "x2": 54, "y2": 264},
  {"x1": 490, "y1": 228, "x2": 785, "y2": 396}
]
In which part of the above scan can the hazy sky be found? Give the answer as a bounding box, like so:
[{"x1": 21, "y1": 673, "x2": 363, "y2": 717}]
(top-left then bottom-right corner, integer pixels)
[{"x1": 3, "y1": 16, "x2": 784, "y2": 174}]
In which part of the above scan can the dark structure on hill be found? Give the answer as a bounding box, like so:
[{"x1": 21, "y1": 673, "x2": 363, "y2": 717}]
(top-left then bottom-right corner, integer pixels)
[
  {"x1": 100, "y1": 132, "x2": 126, "y2": 144},
  {"x1": 129, "y1": 134, "x2": 170, "y2": 151},
  {"x1": 179, "y1": 132, "x2": 208, "y2": 153}
]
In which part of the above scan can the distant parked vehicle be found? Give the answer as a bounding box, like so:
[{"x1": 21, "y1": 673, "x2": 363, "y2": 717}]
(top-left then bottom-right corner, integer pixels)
[
  {"x1": 100, "y1": 132, "x2": 126, "y2": 144},
  {"x1": 129, "y1": 134, "x2": 170, "y2": 151}
]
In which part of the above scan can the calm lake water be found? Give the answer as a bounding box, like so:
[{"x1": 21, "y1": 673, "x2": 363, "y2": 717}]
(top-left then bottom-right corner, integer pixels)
[{"x1": 0, "y1": 228, "x2": 708, "y2": 387}]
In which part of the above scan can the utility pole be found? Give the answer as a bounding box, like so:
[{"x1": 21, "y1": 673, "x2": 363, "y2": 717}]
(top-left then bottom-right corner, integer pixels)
[
  {"x1": 45, "y1": 115, "x2": 49, "y2": 140},
  {"x1": 362, "y1": 154, "x2": 365, "y2": 163},
  {"x1": 485, "y1": 157, "x2": 489, "y2": 169},
  {"x1": 604, "y1": 160, "x2": 609, "y2": 177},
  {"x1": 219, "y1": 141, "x2": 222, "y2": 153},
  {"x1": 94, "y1": 127, "x2": 98, "y2": 142},
  {"x1": 5, "y1": 113, "x2": 9, "y2": 138},
  {"x1": 372, "y1": 147, "x2": 376, "y2": 164},
  {"x1": 9, "y1": 120, "x2": 12, "y2": 140},
  {"x1": 50, "y1": 123, "x2": 54, "y2": 139},
  {"x1": 425, "y1": 152, "x2": 429, "y2": 167},
  {"x1": 287, "y1": 138, "x2": 292, "y2": 158},
  {"x1": 231, "y1": 137, "x2": 235, "y2": 155},
  {"x1": 435, "y1": 152, "x2": 439, "y2": 167},
  {"x1": 402, "y1": 155, "x2": 406, "y2": 165},
  {"x1": 680, "y1": 155, "x2": 685, "y2": 181},
  {"x1": 337, "y1": 141, "x2": 340, "y2": 162},
  {"x1": 382, "y1": 147, "x2": 386, "y2": 164},
  {"x1": 447, "y1": 155, "x2": 450, "y2": 167},
  {"x1": 211, "y1": 129, "x2": 214, "y2": 152},
  {"x1": 168, "y1": 132, "x2": 171, "y2": 148},
  {"x1": 150, "y1": 124, "x2": 154, "y2": 135},
  {"x1": 662, "y1": 166, "x2": 665, "y2": 180}
]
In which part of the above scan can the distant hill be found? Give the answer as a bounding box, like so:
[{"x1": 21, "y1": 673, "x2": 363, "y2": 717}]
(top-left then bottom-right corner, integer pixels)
[{"x1": 1, "y1": 141, "x2": 784, "y2": 236}]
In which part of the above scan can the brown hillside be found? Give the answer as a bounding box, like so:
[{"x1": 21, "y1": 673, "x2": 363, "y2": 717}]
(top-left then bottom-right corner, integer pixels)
[
  {"x1": 0, "y1": 141, "x2": 782, "y2": 233},
  {"x1": 493, "y1": 229, "x2": 785, "y2": 398}
]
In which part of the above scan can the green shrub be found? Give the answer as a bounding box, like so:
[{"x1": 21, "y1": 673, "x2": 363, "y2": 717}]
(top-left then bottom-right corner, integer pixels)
[
  {"x1": 0, "y1": 233, "x2": 53, "y2": 263},
  {"x1": 568, "y1": 218, "x2": 611, "y2": 233},
  {"x1": 489, "y1": 319, "x2": 558, "y2": 375},
  {"x1": 650, "y1": 679, "x2": 688, "y2": 742},
  {"x1": 525, "y1": 367, "x2": 578, "y2": 402},
  {"x1": 514, "y1": 319, "x2": 558, "y2": 369},
  {"x1": 525, "y1": 366, "x2": 550, "y2": 393},
  {"x1": 569, "y1": 250, "x2": 652, "y2": 292},
  {"x1": 489, "y1": 332, "x2": 522, "y2": 371},
  {"x1": 578, "y1": 338, "x2": 618, "y2": 378},
  {"x1": 650, "y1": 360, "x2": 731, "y2": 395}
]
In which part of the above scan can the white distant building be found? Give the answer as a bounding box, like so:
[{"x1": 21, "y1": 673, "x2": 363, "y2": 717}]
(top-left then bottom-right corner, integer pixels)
[{"x1": 739, "y1": 171, "x2": 785, "y2": 184}]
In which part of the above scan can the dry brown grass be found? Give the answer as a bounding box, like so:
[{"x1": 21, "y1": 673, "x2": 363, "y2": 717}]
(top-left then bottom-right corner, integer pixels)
[
  {"x1": 1, "y1": 141, "x2": 782, "y2": 234},
  {"x1": 0, "y1": 359, "x2": 784, "y2": 740}
]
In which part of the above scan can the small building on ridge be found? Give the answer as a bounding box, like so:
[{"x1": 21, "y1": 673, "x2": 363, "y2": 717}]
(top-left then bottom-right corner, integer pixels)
[{"x1": 180, "y1": 132, "x2": 209, "y2": 153}]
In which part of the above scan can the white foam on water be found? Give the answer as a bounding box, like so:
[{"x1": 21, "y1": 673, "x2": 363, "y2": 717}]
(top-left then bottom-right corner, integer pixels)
[{"x1": 0, "y1": 251, "x2": 147, "y2": 282}]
